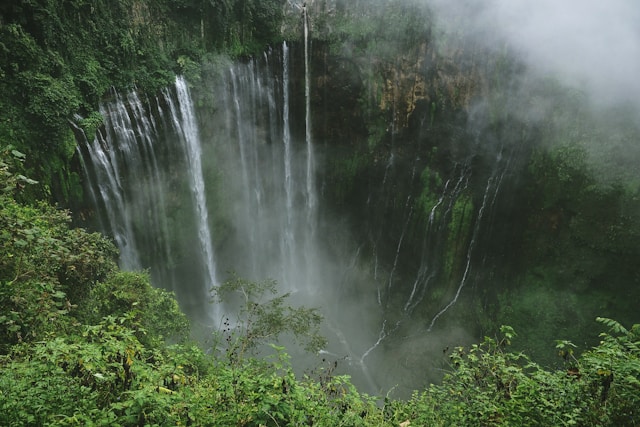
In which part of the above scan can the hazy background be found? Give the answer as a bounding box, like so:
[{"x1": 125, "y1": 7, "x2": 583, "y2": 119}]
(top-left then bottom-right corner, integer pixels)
[{"x1": 429, "y1": 0, "x2": 640, "y2": 110}]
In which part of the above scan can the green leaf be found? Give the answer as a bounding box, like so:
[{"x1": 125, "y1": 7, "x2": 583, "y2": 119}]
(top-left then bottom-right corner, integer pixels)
[{"x1": 11, "y1": 150, "x2": 26, "y2": 159}]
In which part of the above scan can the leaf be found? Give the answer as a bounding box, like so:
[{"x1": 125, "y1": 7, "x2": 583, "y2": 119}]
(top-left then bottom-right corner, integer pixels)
[
  {"x1": 157, "y1": 386, "x2": 174, "y2": 394},
  {"x1": 596, "y1": 317, "x2": 629, "y2": 335},
  {"x1": 11, "y1": 150, "x2": 26, "y2": 159}
]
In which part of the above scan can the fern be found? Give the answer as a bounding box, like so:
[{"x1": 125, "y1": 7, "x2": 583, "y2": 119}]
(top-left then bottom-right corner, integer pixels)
[{"x1": 596, "y1": 317, "x2": 629, "y2": 336}]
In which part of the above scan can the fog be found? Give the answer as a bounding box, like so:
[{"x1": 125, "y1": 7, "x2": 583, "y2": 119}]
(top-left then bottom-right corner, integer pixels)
[
  {"x1": 281, "y1": 0, "x2": 640, "y2": 394},
  {"x1": 429, "y1": 0, "x2": 640, "y2": 109}
]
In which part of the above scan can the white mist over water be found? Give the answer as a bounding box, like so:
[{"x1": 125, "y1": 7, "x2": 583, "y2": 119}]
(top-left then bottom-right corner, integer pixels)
[
  {"x1": 218, "y1": 49, "x2": 320, "y2": 294},
  {"x1": 78, "y1": 80, "x2": 224, "y2": 322},
  {"x1": 80, "y1": 49, "x2": 397, "y2": 392},
  {"x1": 303, "y1": 5, "x2": 317, "y2": 235},
  {"x1": 282, "y1": 42, "x2": 296, "y2": 287}
]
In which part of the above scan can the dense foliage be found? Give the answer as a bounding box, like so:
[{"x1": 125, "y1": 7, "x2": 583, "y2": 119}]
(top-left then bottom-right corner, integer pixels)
[{"x1": 393, "y1": 322, "x2": 640, "y2": 426}]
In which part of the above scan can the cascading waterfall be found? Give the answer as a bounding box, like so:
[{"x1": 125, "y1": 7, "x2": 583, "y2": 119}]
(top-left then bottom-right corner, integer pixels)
[
  {"x1": 217, "y1": 44, "x2": 319, "y2": 294},
  {"x1": 282, "y1": 42, "x2": 298, "y2": 288},
  {"x1": 386, "y1": 195, "x2": 414, "y2": 300},
  {"x1": 169, "y1": 77, "x2": 218, "y2": 313},
  {"x1": 77, "y1": 79, "x2": 219, "y2": 322},
  {"x1": 354, "y1": 142, "x2": 514, "y2": 386},
  {"x1": 228, "y1": 67, "x2": 259, "y2": 277},
  {"x1": 428, "y1": 175, "x2": 490, "y2": 331},
  {"x1": 403, "y1": 176, "x2": 452, "y2": 313},
  {"x1": 406, "y1": 166, "x2": 471, "y2": 317},
  {"x1": 425, "y1": 144, "x2": 512, "y2": 331},
  {"x1": 77, "y1": 38, "x2": 518, "y2": 395},
  {"x1": 303, "y1": 4, "x2": 317, "y2": 229}
]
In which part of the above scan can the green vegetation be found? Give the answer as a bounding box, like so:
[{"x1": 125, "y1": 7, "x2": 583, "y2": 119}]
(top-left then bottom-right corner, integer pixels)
[
  {"x1": 326, "y1": 150, "x2": 372, "y2": 205},
  {"x1": 443, "y1": 191, "x2": 473, "y2": 280},
  {"x1": 394, "y1": 322, "x2": 640, "y2": 426},
  {"x1": 0, "y1": 149, "x2": 381, "y2": 425},
  {"x1": 211, "y1": 276, "x2": 327, "y2": 360},
  {"x1": 501, "y1": 84, "x2": 640, "y2": 361},
  {"x1": 417, "y1": 163, "x2": 443, "y2": 221}
]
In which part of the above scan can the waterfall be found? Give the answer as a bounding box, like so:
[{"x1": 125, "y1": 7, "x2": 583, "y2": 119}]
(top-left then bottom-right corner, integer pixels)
[
  {"x1": 385, "y1": 195, "x2": 414, "y2": 303},
  {"x1": 217, "y1": 45, "x2": 319, "y2": 293},
  {"x1": 77, "y1": 79, "x2": 219, "y2": 323},
  {"x1": 303, "y1": 5, "x2": 316, "y2": 224},
  {"x1": 427, "y1": 174, "x2": 490, "y2": 331},
  {"x1": 282, "y1": 42, "x2": 296, "y2": 287},
  {"x1": 76, "y1": 41, "x2": 517, "y2": 396},
  {"x1": 78, "y1": 44, "x2": 322, "y2": 321},
  {"x1": 402, "y1": 178, "x2": 451, "y2": 313},
  {"x1": 403, "y1": 167, "x2": 471, "y2": 316},
  {"x1": 301, "y1": 5, "x2": 319, "y2": 290},
  {"x1": 170, "y1": 77, "x2": 218, "y2": 301},
  {"x1": 81, "y1": 17, "x2": 322, "y2": 321}
]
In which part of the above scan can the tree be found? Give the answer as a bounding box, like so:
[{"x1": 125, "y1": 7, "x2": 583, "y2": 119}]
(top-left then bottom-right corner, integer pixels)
[{"x1": 211, "y1": 276, "x2": 327, "y2": 363}]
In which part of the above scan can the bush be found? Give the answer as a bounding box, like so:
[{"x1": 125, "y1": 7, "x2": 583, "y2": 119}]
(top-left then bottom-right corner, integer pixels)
[
  {"x1": 395, "y1": 321, "x2": 640, "y2": 426},
  {"x1": 83, "y1": 271, "x2": 190, "y2": 348},
  {"x1": 0, "y1": 149, "x2": 117, "y2": 351}
]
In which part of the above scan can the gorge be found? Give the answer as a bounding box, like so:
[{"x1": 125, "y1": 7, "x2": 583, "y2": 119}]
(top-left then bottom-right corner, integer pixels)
[
  {"x1": 73, "y1": 1, "x2": 640, "y2": 396},
  {"x1": 2, "y1": 0, "x2": 639, "y2": 403}
]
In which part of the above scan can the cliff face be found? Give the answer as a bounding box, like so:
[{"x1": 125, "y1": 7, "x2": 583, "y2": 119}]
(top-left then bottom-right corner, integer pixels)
[
  {"x1": 292, "y1": 1, "x2": 640, "y2": 368},
  {"x1": 4, "y1": 0, "x2": 639, "y2": 386}
]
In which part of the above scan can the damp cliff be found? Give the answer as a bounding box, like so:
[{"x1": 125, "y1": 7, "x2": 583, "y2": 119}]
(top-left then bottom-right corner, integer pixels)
[
  {"x1": 69, "y1": 19, "x2": 506, "y2": 397},
  {"x1": 4, "y1": 0, "x2": 640, "y2": 397}
]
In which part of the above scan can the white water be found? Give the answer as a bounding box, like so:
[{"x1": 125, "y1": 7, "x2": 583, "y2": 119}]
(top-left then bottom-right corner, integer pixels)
[
  {"x1": 77, "y1": 80, "x2": 221, "y2": 322},
  {"x1": 303, "y1": 6, "x2": 317, "y2": 225},
  {"x1": 427, "y1": 159, "x2": 504, "y2": 331},
  {"x1": 282, "y1": 42, "x2": 297, "y2": 287},
  {"x1": 219, "y1": 46, "x2": 321, "y2": 294},
  {"x1": 386, "y1": 195, "x2": 414, "y2": 301},
  {"x1": 171, "y1": 77, "x2": 218, "y2": 309},
  {"x1": 87, "y1": 95, "x2": 146, "y2": 269},
  {"x1": 403, "y1": 178, "x2": 450, "y2": 313},
  {"x1": 126, "y1": 91, "x2": 174, "y2": 271},
  {"x1": 301, "y1": 6, "x2": 319, "y2": 291}
]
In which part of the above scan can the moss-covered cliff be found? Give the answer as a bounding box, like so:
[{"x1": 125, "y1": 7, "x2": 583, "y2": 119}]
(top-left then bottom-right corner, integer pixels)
[{"x1": 298, "y1": 0, "x2": 640, "y2": 365}]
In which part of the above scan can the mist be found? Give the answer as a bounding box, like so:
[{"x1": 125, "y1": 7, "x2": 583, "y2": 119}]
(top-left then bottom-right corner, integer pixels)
[
  {"x1": 290, "y1": 0, "x2": 640, "y2": 394},
  {"x1": 430, "y1": 0, "x2": 640, "y2": 110}
]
